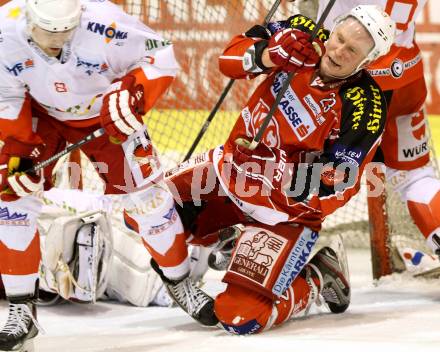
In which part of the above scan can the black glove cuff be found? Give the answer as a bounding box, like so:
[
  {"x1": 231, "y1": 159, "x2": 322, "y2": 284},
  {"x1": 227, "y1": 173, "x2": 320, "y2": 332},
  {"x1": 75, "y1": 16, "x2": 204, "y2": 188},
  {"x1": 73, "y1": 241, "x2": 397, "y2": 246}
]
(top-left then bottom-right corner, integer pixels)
[
  {"x1": 243, "y1": 40, "x2": 270, "y2": 73},
  {"x1": 245, "y1": 24, "x2": 272, "y2": 40},
  {"x1": 254, "y1": 40, "x2": 270, "y2": 71}
]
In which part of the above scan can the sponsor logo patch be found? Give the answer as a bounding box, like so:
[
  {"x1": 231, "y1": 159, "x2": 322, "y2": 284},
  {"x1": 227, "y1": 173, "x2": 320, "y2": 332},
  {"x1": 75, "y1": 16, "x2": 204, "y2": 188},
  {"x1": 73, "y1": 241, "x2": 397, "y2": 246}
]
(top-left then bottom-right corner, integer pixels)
[
  {"x1": 368, "y1": 54, "x2": 421, "y2": 79},
  {"x1": 271, "y1": 73, "x2": 316, "y2": 141},
  {"x1": 243, "y1": 99, "x2": 281, "y2": 148},
  {"x1": 145, "y1": 39, "x2": 172, "y2": 51},
  {"x1": 397, "y1": 112, "x2": 429, "y2": 161},
  {"x1": 320, "y1": 93, "x2": 336, "y2": 113},
  {"x1": 303, "y1": 94, "x2": 325, "y2": 125},
  {"x1": 76, "y1": 57, "x2": 109, "y2": 76},
  {"x1": 272, "y1": 229, "x2": 318, "y2": 296},
  {"x1": 366, "y1": 85, "x2": 383, "y2": 134},
  {"x1": 5, "y1": 59, "x2": 34, "y2": 77},
  {"x1": 221, "y1": 319, "x2": 262, "y2": 335},
  {"x1": 87, "y1": 21, "x2": 128, "y2": 43},
  {"x1": 345, "y1": 86, "x2": 366, "y2": 131},
  {"x1": 0, "y1": 207, "x2": 30, "y2": 226},
  {"x1": 391, "y1": 58, "x2": 404, "y2": 78},
  {"x1": 147, "y1": 206, "x2": 178, "y2": 235},
  {"x1": 332, "y1": 143, "x2": 363, "y2": 167},
  {"x1": 229, "y1": 229, "x2": 287, "y2": 286}
]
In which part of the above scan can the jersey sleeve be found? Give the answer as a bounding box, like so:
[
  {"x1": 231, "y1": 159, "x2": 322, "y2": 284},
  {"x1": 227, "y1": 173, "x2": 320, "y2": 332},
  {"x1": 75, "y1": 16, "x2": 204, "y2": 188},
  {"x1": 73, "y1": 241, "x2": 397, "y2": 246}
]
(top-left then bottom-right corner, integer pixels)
[
  {"x1": 0, "y1": 63, "x2": 39, "y2": 143},
  {"x1": 99, "y1": 3, "x2": 179, "y2": 115},
  {"x1": 290, "y1": 75, "x2": 387, "y2": 219},
  {"x1": 218, "y1": 25, "x2": 272, "y2": 80},
  {"x1": 218, "y1": 14, "x2": 328, "y2": 80}
]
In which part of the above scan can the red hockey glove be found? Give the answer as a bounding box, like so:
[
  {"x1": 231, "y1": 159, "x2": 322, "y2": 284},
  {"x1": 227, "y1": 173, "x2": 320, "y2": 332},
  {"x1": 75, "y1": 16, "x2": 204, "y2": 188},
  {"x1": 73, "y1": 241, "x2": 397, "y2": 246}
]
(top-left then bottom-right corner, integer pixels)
[
  {"x1": 0, "y1": 137, "x2": 45, "y2": 202},
  {"x1": 225, "y1": 138, "x2": 290, "y2": 196},
  {"x1": 100, "y1": 74, "x2": 146, "y2": 143},
  {"x1": 267, "y1": 27, "x2": 325, "y2": 72}
]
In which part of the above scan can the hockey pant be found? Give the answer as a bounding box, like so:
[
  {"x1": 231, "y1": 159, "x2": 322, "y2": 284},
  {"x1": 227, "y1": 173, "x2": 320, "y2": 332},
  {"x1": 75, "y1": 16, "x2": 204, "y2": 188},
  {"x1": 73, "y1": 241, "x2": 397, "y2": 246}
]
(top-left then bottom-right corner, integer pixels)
[
  {"x1": 131, "y1": 151, "x2": 248, "y2": 280},
  {"x1": 215, "y1": 223, "x2": 320, "y2": 335}
]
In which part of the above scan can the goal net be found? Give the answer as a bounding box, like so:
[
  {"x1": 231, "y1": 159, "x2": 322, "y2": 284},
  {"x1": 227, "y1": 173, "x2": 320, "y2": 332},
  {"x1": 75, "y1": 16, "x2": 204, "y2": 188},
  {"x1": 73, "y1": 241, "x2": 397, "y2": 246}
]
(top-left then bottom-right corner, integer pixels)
[{"x1": 48, "y1": 0, "x2": 439, "y2": 280}]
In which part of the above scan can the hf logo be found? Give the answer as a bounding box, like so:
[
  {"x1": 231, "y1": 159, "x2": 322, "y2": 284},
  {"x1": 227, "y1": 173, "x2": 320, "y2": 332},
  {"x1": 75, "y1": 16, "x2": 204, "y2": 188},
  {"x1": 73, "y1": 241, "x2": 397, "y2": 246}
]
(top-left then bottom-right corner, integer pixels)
[{"x1": 54, "y1": 82, "x2": 68, "y2": 93}]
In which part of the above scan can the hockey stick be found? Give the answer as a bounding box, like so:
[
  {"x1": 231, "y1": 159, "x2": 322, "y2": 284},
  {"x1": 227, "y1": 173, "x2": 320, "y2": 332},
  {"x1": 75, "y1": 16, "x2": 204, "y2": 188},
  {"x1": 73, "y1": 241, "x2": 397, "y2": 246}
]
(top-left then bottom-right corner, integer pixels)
[
  {"x1": 27, "y1": 82, "x2": 145, "y2": 173},
  {"x1": 183, "y1": 0, "x2": 285, "y2": 161},
  {"x1": 28, "y1": 128, "x2": 105, "y2": 173},
  {"x1": 248, "y1": 0, "x2": 336, "y2": 150}
]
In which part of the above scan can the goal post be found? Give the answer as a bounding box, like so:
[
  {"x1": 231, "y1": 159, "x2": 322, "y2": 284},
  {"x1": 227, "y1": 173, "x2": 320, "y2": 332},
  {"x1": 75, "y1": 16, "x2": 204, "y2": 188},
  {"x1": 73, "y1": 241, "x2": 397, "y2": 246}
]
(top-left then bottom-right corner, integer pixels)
[{"x1": 367, "y1": 167, "x2": 393, "y2": 280}]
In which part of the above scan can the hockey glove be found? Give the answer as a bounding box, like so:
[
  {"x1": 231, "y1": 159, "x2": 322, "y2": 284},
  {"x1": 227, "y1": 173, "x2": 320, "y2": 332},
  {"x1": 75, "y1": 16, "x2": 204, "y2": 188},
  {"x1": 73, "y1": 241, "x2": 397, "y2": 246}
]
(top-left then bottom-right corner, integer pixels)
[
  {"x1": 225, "y1": 137, "x2": 290, "y2": 195},
  {"x1": 0, "y1": 137, "x2": 45, "y2": 202},
  {"x1": 267, "y1": 27, "x2": 325, "y2": 73},
  {"x1": 100, "y1": 74, "x2": 146, "y2": 143}
]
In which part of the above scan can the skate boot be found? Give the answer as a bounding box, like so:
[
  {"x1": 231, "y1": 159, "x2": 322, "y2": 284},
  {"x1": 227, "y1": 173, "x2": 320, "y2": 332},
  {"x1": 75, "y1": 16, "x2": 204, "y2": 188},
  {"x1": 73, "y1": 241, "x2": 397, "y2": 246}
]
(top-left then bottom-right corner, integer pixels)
[
  {"x1": 0, "y1": 295, "x2": 41, "y2": 352},
  {"x1": 207, "y1": 226, "x2": 240, "y2": 271},
  {"x1": 36, "y1": 289, "x2": 62, "y2": 307},
  {"x1": 309, "y1": 236, "x2": 351, "y2": 313},
  {"x1": 151, "y1": 259, "x2": 218, "y2": 326}
]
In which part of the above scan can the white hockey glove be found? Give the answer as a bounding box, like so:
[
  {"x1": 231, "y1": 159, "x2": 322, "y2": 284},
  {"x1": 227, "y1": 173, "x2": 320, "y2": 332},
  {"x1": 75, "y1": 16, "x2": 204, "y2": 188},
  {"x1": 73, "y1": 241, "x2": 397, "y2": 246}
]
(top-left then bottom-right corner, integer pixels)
[{"x1": 100, "y1": 75, "x2": 145, "y2": 143}]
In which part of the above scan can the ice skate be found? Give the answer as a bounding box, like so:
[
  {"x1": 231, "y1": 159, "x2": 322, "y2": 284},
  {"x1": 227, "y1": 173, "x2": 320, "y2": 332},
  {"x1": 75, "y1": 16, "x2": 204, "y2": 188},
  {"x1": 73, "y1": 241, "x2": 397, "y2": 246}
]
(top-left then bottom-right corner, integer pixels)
[
  {"x1": 151, "y1": 259, "x2": 218, "y2": 326},
  {"x1": 0, "y1": 296, "x2": 41, "y2": 352},
  {"x1": 309, "y1": 236, "x2": 351, "y2": 313}
]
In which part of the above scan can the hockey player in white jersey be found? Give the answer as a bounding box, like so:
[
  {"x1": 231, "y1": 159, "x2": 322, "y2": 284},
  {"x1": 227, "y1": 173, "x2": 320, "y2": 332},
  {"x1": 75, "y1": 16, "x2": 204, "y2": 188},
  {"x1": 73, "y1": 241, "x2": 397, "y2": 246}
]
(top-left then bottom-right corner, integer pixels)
[{"x1": 0, "y1": 0, "x2": 211, "y2": 350}]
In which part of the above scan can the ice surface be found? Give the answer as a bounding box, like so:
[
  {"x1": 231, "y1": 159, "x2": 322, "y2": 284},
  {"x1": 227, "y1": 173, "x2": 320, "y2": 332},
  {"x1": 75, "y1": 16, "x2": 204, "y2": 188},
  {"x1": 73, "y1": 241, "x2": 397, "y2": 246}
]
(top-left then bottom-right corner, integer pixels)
[{"x1": 1, "y1": 249, "x2": 439, "y2": 352}]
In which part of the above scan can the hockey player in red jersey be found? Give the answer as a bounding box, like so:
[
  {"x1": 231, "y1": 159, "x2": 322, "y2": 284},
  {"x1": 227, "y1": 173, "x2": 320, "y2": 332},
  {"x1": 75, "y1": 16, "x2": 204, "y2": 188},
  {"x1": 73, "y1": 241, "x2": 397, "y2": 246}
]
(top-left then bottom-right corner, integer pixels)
[
  {"x1": 147, "y1": 6, "x2": 396, "y2": 334},
  {"x1": 312, "y1": 0, "x2": 440, "y2": 261},
  {"x1": 0, "y1": 0, "x2": 203, "y2": 350}
]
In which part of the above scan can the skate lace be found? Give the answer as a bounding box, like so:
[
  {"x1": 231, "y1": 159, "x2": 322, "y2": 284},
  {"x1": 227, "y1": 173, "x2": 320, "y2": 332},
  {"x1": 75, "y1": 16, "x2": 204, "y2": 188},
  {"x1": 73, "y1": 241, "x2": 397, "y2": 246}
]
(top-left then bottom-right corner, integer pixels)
[
  {"x1": 1, "y1": 303, "x2": 42, "y2": 337},
  {"x1": 172, "y1": 278, "x2": 210, "y2": 316},
  {"x1": 213, "y1": 252, "x2": 230, "y2": 270}
]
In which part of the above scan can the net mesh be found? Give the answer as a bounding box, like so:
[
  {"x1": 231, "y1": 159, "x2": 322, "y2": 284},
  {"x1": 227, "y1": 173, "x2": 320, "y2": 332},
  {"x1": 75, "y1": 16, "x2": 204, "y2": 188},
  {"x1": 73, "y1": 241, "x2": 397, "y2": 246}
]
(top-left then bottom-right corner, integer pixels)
[{"x1": 52, "y1": 0, "x2": 437, "y2": 276}]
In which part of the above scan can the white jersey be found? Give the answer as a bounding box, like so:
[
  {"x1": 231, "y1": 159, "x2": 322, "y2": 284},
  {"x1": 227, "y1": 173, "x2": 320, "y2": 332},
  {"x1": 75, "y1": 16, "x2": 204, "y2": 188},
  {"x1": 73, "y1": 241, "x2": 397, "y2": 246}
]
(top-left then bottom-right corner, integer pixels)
[
  {"x1": 0, "y1": 0, "x2": 178, "y2": 123},
  {"x1": 317, "y1": 0, "x2": 427, "y2": 48}
]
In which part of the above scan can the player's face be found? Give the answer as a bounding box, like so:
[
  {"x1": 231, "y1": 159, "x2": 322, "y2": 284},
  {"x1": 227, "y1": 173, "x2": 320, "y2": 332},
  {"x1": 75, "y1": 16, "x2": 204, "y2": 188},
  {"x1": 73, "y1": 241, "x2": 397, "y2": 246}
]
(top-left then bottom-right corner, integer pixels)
[
  {"x1": 30, "y1": 25, "x2": 76, "y2": 57},
  {"x1": 320, "y1": 17, "x2": 374, "y2": 80}
]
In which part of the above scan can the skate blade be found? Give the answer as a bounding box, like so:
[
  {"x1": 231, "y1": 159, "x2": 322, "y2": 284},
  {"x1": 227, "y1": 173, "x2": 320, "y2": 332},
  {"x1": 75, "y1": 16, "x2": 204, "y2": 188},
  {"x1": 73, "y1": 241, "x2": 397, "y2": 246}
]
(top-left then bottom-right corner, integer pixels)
[
  {"x1": 18, "y1": 339, "x2": 35, "y2": 352},
  {"x1": 0, "y1": 339, "x2": 34, "y2": 352},
  {"x1": 17, "y1": 339, "x2": 34, "y2": 352},
  {"x1": 414, "y1": 266, "x2": 440, "y2": 279},
  {"x1": 327, "y1": 234, "x2": 350, "y2": 284}
]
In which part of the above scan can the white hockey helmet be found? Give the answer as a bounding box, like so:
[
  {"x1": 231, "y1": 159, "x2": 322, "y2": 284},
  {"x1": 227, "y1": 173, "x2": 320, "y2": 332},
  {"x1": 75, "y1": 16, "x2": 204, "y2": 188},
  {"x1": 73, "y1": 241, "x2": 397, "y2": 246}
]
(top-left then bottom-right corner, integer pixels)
[
  {"x1": 336, "y1": 5, "x2": 396, "y2": 63},
  {"x1": 348, "y1": 5, "x2": 396, "y2": 62},
  {"x1": 26, "y1": 0, "x2": 82, "y2": 32}
]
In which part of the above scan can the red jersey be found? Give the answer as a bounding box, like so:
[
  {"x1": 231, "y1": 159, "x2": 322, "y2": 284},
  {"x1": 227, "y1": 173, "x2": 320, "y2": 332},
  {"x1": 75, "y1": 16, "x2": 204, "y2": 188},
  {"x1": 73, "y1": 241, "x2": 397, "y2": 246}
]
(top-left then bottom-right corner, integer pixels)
[{"x1": 215, "y1": 30, "x2": 387, "y2": 230}]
